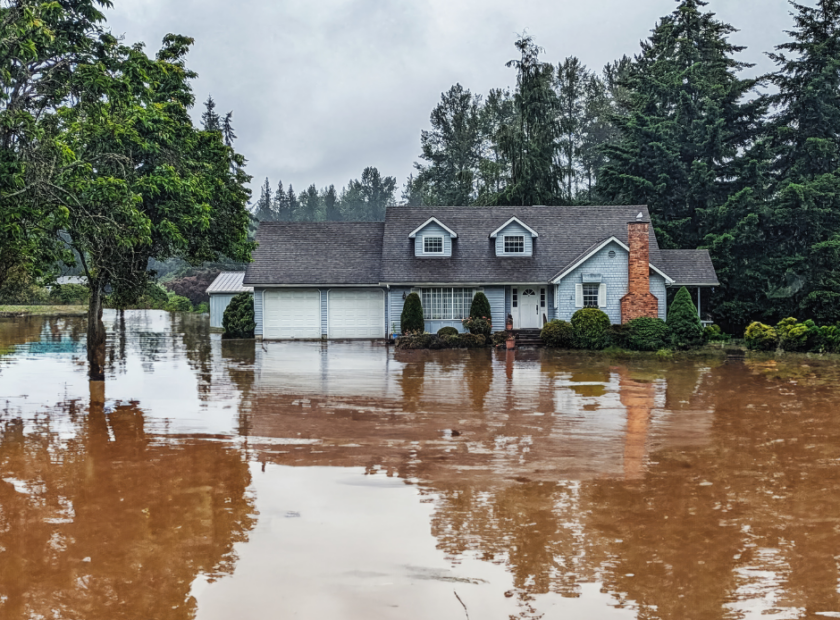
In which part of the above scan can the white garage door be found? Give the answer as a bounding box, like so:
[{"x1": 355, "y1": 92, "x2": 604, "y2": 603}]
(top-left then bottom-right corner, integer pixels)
[
  {"x1": 328, "y1": 289, "x2": 385, "y2": 339},
  {"x1": 264, "y1": 289, "x2": 321, "y2": 339}
]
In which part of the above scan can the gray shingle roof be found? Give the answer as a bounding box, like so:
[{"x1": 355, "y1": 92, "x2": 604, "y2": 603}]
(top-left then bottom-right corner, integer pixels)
[
  {"x1": 244, "y1": 222, "x2": 385, "y2": 286},
  {"x1": 206, "y1": 271, "x2": 252, "y2": 294},
  {"x1": 381, "y1": 205, "x2": 664, "y2": 284},
  {"x1": 658, "y1": 250, "x2": 720, "y2": 286}
]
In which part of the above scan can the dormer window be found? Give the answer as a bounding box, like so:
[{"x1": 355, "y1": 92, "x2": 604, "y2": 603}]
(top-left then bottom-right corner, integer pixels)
[
  {"x1": 423, "y1": 236, "x2": 443, "y2": 254},
  {"x1": 504, "y1": 236, "x2": 525, "y2": 253}
]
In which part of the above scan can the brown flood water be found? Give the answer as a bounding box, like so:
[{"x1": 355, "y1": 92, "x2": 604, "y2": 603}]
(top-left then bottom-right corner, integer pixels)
[{"x1": 1, "y1": 311, "x2": 840, "y2": 620}]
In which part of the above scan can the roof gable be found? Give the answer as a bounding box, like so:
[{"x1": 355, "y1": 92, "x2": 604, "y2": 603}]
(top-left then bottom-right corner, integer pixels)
[
  {"x1": 408, "y1": 217, "x2": 458, "y2": 239},
  {"x1": 489, "y1": 217, "x2": 539, "y2": 239}
]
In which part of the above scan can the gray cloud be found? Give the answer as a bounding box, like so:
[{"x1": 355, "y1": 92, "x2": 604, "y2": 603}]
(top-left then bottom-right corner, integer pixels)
[{"x1": 105, "y1": 0, "x2": 801, "y2": 200}]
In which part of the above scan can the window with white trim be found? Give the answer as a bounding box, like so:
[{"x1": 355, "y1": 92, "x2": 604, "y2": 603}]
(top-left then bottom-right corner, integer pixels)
[
  {"x1": 423, "y1": 236, "x2": 444, "y2": 254},
  {"x1": 421, "y1": 288, "x2": 475, "y2": 320},
  {"x1": 504, "y1": 236, "x2": 525, "y2": 253},
  {"x1": 583, "y1": 284, "x2": 599, "y2": 308}
]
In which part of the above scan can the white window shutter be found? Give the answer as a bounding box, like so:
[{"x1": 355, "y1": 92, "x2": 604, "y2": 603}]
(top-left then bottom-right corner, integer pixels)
[
  {"x1": 598, "y1": 283, "x2": 607, "y2": 308},
  {"x1": 575, "y1": 284, "x2": 584, "y2": 308}
]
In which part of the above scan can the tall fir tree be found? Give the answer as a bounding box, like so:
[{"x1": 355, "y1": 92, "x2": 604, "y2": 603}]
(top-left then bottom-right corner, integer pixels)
[
  {"x1": 556, "y1": 57, "x2": 591, "y2": 202},
  {"x1": 222, "y1": 111, "x2": 236, "y2": 147},
  {"x1": 598, "y1": 0, "x2": 766, "y2": 250},
  {"x1": 493, "y1": 36, "x2": 561, "y2": 206},
  {"x1": 253, "y1": 178, "x2": 275, "y2": 221},
  {"x1": 761, "y1": 0, "x2": 840, "y2": 322},
  {"x1": 324, "y1": 185, "x2": 341, "y2": 221},
  {"x1": 297, "y1": 184, "x2": 322, "y2": 222},
  {"x1": 201, "y1": 95, "x2": 221, "y2": 132}
]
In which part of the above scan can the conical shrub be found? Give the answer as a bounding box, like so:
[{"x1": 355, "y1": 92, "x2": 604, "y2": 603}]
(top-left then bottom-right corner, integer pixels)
[
  {"x1": 401, "y1": 292, "x2": 425, "y2": 334},
  {"x1": 469, "y1": 292, "x2": 492, "y2": 323},
  {"x1": 223, "y1": 292, "x2": 255, "y2": 339},
  {"x1": 667, "y1": 287, "x2": 703, "y2": 349}
]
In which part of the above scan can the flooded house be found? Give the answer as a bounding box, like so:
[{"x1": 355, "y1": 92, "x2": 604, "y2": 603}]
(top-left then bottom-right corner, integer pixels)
[
  {"x1": 206, "y1": 271, "x2": 253, "y2": 328},
  {"x1": 243, "y1": 206, "x2": 719, "y2": 340}
]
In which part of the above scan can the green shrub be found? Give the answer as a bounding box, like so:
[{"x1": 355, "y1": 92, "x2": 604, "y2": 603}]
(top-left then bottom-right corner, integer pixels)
[
  {"x1": 776, "y1": 317, "x2": 821, "y2": 352},
  {"x1": 819, "y1": 325, "x2": 840, "y2": 353},
  {"x1": 165, "y1": 294, "x2": 193, "y2": 313},
  {"x1": 667, "y1": 287, "x2": 704, "y2": 349},
  {"x1": 541, "y1": 319, "x2": 575, "y2": 348},
  {"x1": 195, "y1": 302, "x2": 210, "y2": 314},
  {"x1": 656, "y1": 348, "x2": 674, "y2": 360},
  {"x1": 460, "y1": 333, "x2": 486, "y2": 348},
  {"x1": 607, "y1": 323, "x2": 631, "y2": 349},
  {"x1": 437, "y1": 326, "x2": 460, "y2": 337},
  {"x1": 49, "y1": 283, "x2": 90, "y2": 305},
  {"x1": 222, "y1": 292, "x2": 255, "y2": 339},
  {"x1": 401, "y1": 292, "x2": 424, "y2": 335},
  {"x1": 491, "y1": 331, "x2": 512, "y2": 346},
  {"x1": 462, "y1": 316, "x2": 492, "y2": 336},
  {"x1": 469, "y1": 292, "x2": 492, "y2": 325},
  {"x1": 396, "y1": 333, "x2": 444, "y2": 350},
  {"x1": 627, "y1": 317, "x2": 670, "y2": 352},
  {"x1": 440, "y1": 334, "x2": 463, "y2": 348},
  {"x1": 704, "y1": 324, "x2": 730, "y2": 343},
  {"x1": 571, "y1": 308, "x2": 611, "y2": 350},
  {"x1": 744, "y1": 322, "x2": 778, "y2": 351}
]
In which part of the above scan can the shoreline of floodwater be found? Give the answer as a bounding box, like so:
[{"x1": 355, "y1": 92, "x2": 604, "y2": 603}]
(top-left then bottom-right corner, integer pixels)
[{"x1": 0, "y1": 305, "x2": 88, "y2": 317}]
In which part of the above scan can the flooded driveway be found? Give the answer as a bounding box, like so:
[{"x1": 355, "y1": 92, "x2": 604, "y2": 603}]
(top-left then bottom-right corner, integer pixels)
[{"x1": 2, "y1": 311, "x2": 840, "y2": 619}]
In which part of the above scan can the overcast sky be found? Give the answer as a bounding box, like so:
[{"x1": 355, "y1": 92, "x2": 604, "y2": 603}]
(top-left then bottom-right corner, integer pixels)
[{"x1": 105, "y1": 0, "x2": 805, "y2": 201}]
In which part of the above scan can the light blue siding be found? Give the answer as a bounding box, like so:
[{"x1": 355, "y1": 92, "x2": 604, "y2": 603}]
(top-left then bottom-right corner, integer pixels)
[
  {"x1": 547, "y1": 285, "x2": 557, "y2": 321},
  {"x1": 254, "y1": 289, "x2": 264, "y2": 337},
  {"x1": 495, "y1": 221, "x2": 534, "y2": 257},
  {"x1": 414, "y1": 222, "x2": 453, "y2": 257},
  {"x1": 389, "y1": 287, "x2": 411, "y2": 335},
  {"x1": 651, "y1": 274, "x2": 668, "y2": 320},
  {"x1": 320, "y1": 289, "x2": 328, "y2": 335},
  {"x1": 210, "y1": 294, "x2": 235, "y2": 328},
  {"x1": 485, "y1": 286, "x2": 506, "y2": 333},
  {"x1": 556, "y1": 240, "x2": 628, "y2": 324}
]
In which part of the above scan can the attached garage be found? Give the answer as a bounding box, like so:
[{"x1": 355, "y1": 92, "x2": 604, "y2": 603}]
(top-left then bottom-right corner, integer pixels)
[
  {"x1": 263, "y1": 289, "x2": 321, "y2": 340},
  {"x1": 328, "y1": 289, "x2": 385, "y2": 339}
]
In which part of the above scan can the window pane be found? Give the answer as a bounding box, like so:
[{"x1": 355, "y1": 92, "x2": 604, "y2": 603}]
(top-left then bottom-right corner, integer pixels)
[
  {"x1": 421, "y1": 289, "x2": 431, "y2": 320},
  {"x1": 424, "y1": 237, "x2": 443, "y2": 253},
  {"x1": 583, "y1": 284, "x2": 599, "y2": 308},
  {"x1": 504, "y1": 236, "x2": 525, "y2": 253}
]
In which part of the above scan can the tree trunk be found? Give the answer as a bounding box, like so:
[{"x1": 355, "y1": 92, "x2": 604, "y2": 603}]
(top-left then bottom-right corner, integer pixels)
[{"x1": 87, "y1": 281, "x2": 106, "y2": 381}]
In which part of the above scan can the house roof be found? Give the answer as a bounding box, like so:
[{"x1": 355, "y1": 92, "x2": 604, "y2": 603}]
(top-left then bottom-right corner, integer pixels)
[
  {"x1": 381, "y1": 205, "x2": 664, "y2": 284},
  {"x1": 244, "y1": 222, "x2": 385, "y2": 286},
  {"x1": 408, "y1": 217, "x2": 458, "y2": 239},
  {"x1": 658, "y1": 250, "x2": 720, "y2": 287},
  {"x1": 489, "y1": 217, "x2": 539, "y2": 238},
  {"x1": 206, "y1": 271, "x2": 253, "y2": 295}
]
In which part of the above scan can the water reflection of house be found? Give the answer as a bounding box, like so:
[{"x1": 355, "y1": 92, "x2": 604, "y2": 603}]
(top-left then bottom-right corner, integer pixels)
[{"x1": 238, "y1": 344, "x2": 715, "y2": 483}]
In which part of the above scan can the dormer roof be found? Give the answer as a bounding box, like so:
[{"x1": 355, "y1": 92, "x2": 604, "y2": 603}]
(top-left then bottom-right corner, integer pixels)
[
  {"x1": 407, "y1": 217, "x2": 458, "y2": 239},
  {"x1": 489, "y1": 217, "x2": 539, "y2": 239}
]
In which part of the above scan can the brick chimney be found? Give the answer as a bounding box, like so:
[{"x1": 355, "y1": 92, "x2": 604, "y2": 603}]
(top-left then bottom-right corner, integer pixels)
[{"x1": 620, "y1": 214, "x2": 659, "y2": 323}]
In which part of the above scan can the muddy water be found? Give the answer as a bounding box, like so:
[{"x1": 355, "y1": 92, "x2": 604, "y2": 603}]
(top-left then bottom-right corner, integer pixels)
[{"x1": 1, "y1": 312, "x2": 840, "y2": 620}]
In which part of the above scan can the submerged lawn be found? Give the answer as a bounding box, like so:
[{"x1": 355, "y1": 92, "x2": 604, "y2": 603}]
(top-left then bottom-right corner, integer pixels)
[{"x1": 0, "y1": 305, "x2": 87, "y2": 317}]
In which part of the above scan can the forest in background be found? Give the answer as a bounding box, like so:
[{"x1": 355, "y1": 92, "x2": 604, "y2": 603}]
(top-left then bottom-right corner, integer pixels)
[{"x1": 250, "y1": 0, "x2": 840, "y2": 329}]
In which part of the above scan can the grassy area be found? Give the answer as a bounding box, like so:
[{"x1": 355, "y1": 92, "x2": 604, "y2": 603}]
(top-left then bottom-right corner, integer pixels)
[{"x1": 0, "y1": 305, "x2": 87, "y2": 317}]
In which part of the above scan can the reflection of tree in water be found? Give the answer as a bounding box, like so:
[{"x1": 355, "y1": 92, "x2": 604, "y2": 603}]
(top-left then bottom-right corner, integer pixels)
[
  {"x1": 221, "y1": 340, "x2": 256, "y2": 436},
  {"x1": 0, "y1": 386, "x2": 256, "y2": 620},
  {"x1": 398, "y1": 354, "x2": 426, "y2": 413},
  {"x1": 464, "y1": 349, "x2": 494, "y2": 412},
  {"x1": 423, "y1": 360, "x2": 840, "y2": 619},
  {"x1": 175, "y1": 314, "x2": 213, "y2": 398}
]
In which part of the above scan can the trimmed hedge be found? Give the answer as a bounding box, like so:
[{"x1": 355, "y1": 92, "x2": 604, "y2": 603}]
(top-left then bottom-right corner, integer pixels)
[
  {"x1": 541, "y1": 320, "x2": 575, "y2": 348},
  {"x1": 395, "y1": 333, "x2": 487, "y2": 350},
  {"x1": 401, "y1": 292, "x2": 424, "y2": 335},
  {"x1": 667, "y1": 287, "x2": 704, "y2": 349},
  {"x1": 744, "y1": 322, "x2": 778, "y2": 351},
  {"x1": 627, "y1": 317, "x2": 670, "y2": 352},
  {"x1": 469, "y1": 292, "x2": 492, "y2": 324},
  {"x1": 223, "y1": 292, "x2": 256, "y2": 339},
  {"x1": 165, "y1": 294, "x2": 193, "y2": 312},
  {"x1": 571, "y1": 308, "x2": 611, "y2": 350},
  {"x1": 607, "y1": 323, "x2": 631, "y2": 349},
  {"x1": 437, "y1": 326, "x2": 459, "y2": 337}
]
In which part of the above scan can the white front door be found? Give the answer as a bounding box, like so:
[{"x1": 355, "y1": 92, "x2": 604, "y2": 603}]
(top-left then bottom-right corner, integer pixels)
[
  {"x1": 264, "y1": 289, "x2": 321, "y2": 339},
  {"x1": 513, "y1": 287, "x2": 542, "y2": 329},
  {"x1": 328, "y1": 289, "x2": 386, "y2": 339}
]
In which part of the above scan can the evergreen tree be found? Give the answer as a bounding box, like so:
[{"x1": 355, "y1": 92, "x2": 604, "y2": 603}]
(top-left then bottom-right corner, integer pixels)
[
  {"x1": 761, "y1": 0, "x2": 840, "y2": 322},
  {"x1": 667, "y1": 287, "x2": 704, "y2": 349},
  {"x1": 494, "y1": 36, "x2": 561, "y2": 206},
  {"x1": 201, "y1": 95, "x2": 221, "y2": 132},
  {"x1": 324, "y1": 185, "x2": 341, "y2": 221},
  {"x1": 274, "y1": 181, "x2": 292, "y2": 221},
  {"x1": 598, "y1": 0, "x2": 766, "y2": 250},
  {"x1": 475, "y1": 88, "x2": 515, "y2": 205},
  {"x1": 556, "y1": 57, "x2": 591, "y2": 202},
  {"x1": 253, "y1": 178, "x2": 275, "y2": 222},
  {"x1": 297, "y1": 184, "x2": 322, "y2": 222},
  {"x1": 222, "y1": 111, "x2": 236, "y2": 147},
  {"x1": 286, "y1": 185, "x2": 299, "y2": 221},
  {"x1": 341, "y1": 167, "x2": 396, "y2": 221},
  {"x1": 401, "y1": 292, "x2": 425, "y2": 334},
  {"x1": 469, "y1": 292, "x2": 492, "y2": 322},
  {"x1": 414, "y1": 84, "x2": 483, "y2": 205}
]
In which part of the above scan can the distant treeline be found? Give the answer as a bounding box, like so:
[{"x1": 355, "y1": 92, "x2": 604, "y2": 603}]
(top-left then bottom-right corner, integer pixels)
[{"x1": 253, "y1": 0, "x2": 840, "y2": 329}]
